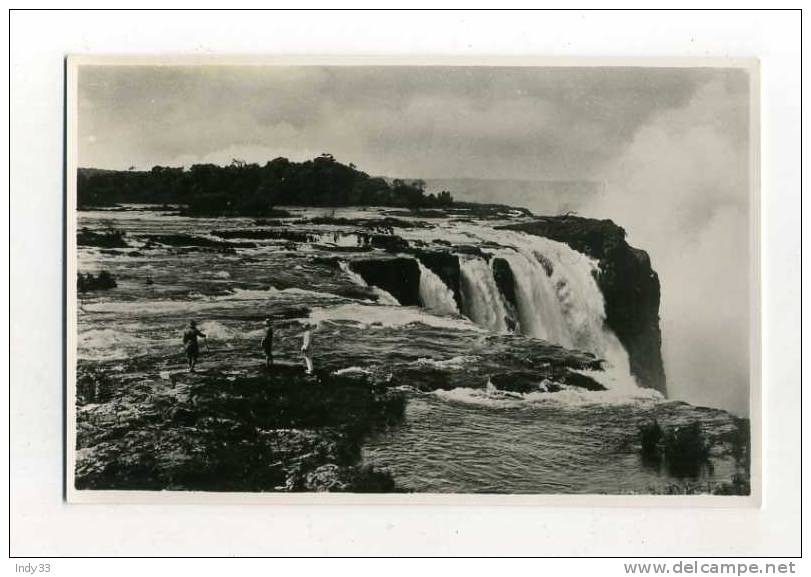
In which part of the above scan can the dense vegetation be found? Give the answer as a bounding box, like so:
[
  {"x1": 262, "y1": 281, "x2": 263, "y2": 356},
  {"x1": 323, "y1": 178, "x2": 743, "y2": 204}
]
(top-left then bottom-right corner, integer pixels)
[{"x1": 78, "y1": 154, "x2": 454, "y2": 215}]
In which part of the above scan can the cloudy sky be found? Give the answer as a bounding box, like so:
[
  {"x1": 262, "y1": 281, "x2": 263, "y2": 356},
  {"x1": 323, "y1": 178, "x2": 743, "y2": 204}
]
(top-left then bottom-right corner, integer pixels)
[
  {"x1": 77, "y1": 65, "x2": 753, "y2": 414},
  {"x1": 78, "y1": 65, "x2": 745, "y2": 179}
]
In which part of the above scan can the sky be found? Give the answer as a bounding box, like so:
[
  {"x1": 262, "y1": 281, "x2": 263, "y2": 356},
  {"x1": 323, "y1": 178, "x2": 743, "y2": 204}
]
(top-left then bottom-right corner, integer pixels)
[{"x1": 78, "y1": 65, "x2": 753, "y2": 414}]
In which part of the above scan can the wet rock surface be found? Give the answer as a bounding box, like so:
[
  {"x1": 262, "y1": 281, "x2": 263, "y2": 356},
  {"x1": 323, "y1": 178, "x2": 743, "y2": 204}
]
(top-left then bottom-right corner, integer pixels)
[
  {"x1": 78, "y1": 227, "x2": 129, "y2": 248},
  {"x1": 75, "y1": 363, "x2": 404, "y2": 492},
  {"x1": 350, "y1": 257, "x2": 421, "y2": 306}
]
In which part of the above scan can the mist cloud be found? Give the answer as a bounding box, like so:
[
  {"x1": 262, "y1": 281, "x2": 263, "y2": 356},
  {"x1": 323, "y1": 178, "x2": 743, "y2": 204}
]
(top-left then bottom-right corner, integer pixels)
[{"x1": 585, "y1": 75, "x2": 751, "y2": 415}]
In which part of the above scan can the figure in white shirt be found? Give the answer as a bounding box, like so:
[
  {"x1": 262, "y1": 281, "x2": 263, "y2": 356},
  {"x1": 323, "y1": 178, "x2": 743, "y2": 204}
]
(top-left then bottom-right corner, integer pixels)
[{"x1": 300, "y1": 321, "x2": 316, "y2": 375}]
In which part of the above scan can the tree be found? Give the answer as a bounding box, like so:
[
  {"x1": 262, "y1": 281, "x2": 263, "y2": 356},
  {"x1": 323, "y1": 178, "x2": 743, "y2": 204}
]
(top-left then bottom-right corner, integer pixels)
[{"x1": 77, "y1": 156, "x2": 456, "y2": 214}]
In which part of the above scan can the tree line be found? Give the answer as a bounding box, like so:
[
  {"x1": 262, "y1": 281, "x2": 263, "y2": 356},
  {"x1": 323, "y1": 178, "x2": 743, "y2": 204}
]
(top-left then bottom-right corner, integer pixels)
[{"x1": 78, "y1": 154, "x2": 454, "y2": 215}]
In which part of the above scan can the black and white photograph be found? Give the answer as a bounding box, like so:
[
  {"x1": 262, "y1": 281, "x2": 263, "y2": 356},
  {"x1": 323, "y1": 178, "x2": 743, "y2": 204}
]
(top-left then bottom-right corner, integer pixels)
[{"x1": 65, "y1": 58, "x2": 758, "y2": 499}]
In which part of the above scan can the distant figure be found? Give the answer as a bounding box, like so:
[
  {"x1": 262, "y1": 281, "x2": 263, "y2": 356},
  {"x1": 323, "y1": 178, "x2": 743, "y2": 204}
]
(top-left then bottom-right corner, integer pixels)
[
  {"x1": 300, "y1": 322, "x2": 315, "y2": 375},
  {"x1": 261, "y1": 318, "x2": 274, "y2": 368},
  {"x1": 145, "y1": 275, "x2": 154, "y2": 286},
  {"x1": 182, "y1": 320, "x2": 206, "y2": 372}
]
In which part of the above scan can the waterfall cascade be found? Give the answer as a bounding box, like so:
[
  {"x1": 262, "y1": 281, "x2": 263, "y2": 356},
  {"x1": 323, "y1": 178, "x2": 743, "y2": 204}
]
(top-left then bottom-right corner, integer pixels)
[
  {"x1": 493, "y1": 231, "x2": 634, "y2": 387},
  {"x1": 339, "y1": 261, "x2": 401, "y2": 305},
  {"x1": 340, "y1": 222, "x2": 637, "y2": 389},
  {"x1": 417, "y1": 261, "x2": 459, "y2": 315},
  {"x1": 458, "y1": 257, "x2": 510, "y2": 333}
]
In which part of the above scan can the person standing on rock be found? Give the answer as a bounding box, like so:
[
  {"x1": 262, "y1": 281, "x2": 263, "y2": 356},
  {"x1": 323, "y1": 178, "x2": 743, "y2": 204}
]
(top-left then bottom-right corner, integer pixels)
[
  {"x1": 182, "y1": 320, "x2": 207, "y2": 373},
  {"x1": 300, "y1": 321, "x2": 315, "y2": 375},
  {"x1": 261, "y1": 318, "x2": 274, "y2": 368}
]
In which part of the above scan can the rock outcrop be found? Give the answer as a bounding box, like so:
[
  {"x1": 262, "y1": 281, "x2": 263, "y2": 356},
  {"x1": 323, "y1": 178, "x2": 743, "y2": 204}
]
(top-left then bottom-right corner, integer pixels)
[
  {"x1": 349, "y1": 257, "x2": 422, "y2": 306},
  {"x1": 74, "y1": 364, "x2": 404, "y2": 492},
  {"x1": 500, "y1": 216, "x2": 667, "y2": 394}
]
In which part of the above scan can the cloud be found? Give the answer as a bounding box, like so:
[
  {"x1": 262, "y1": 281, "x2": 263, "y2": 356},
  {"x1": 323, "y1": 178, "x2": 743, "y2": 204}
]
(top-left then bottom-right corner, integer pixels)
[{"x1": 77, "y1": 66, "x2": 708, "y2": 179}]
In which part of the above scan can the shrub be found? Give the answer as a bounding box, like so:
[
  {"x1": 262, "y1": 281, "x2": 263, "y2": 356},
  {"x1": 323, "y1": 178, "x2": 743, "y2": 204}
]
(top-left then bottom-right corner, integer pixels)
[
  {"x1": 639, "y1": 420, "x2": 664, "y2": 459},
  {"x1": 639, "y1": 420, "x2": 710, "y2": 477},
  {"x1": 662, "y1": 422, "x2": 711, "y2": 477}
]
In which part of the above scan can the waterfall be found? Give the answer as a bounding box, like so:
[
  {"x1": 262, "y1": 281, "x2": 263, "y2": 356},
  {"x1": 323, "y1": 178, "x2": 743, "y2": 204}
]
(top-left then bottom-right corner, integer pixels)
[
  {"x1": 338, "y1": 261, "x2": 401, "y2": 306},
  {"x1": 446, "y1": 225, "x2": 637, "y2": 389},
  {"x1": 498, "y1": 232, "x2": 635, "y2": 388},
  {"x1": 417, "y1": 261, "x2": 459, "y2": 315},
  {"x1": 499, "y1": 251, "x2": 571, "y2": 345},
  {"x1": 459, "y1": 257, "x2": 510, "y2": 333}
]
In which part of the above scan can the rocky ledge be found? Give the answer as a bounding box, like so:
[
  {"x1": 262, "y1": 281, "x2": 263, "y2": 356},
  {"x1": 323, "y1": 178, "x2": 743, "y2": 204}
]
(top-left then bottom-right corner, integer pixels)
[{"x1": 75, "y1": 364, "x2": 405, "y2": 492}]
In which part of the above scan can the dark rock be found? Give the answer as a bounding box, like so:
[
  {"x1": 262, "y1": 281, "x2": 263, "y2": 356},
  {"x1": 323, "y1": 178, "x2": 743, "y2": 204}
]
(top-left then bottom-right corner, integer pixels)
[
  {"x1": 77, "y1": 227, "x2": 128, "y2": 248},
  {"x1": 312, "y1": 245, "x2": 372, "y2": 253},
  {"x1": 76, "y1": 366, "x2": 114, "y2": 404},
  {"x1": 310, "y1": 256, "x2": 342, "y2": 268},
  {"x1": 390, "y1": 366, "x2": 456, "y2": 391},
  {"x1": 490, "y1": 371, "x2": 543, "y2": 393},
  {"x1": 453, "y1": 245, "x2": 490, "y2": 259},
  {"x1": 349, "y1": 257, "x2": 421, "y2": 306},
  {"x1": 560, "y1": 369, "x2": 606, "y2": 391},
  {"x1": 253, "y1": 218, "x2": 289, "y2": 227},
  {"x1": 361, "y1": 234, "x2": 410, "y2": 253},
  {"x1": 77, "y1": 271, "x2": 117, "y2": 292},
  {"x1": 491, "y1": 257, "x2": 518, "y2": 310},
  {"x1": 332, "y1": 285, "x2": 377, "y2": 301},
  {"x1": 500, "y1": 216, "x2": 666, "y2": 394},
  {"x1": 490, "y1": 257, "x2": 521, "y2": 330},
  {"x1": 305, "y1": 216, "x2": 430, "y2": 230},
  {"x1": 211, "y1": 229, "x2": 315, "y2": 243}
]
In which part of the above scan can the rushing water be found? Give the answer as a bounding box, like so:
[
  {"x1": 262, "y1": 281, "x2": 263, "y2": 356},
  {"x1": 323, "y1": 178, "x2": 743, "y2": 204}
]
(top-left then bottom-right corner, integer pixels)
[
  {"x1": 459, "y1": 257, "x2": 510, "y2": 333},
  {"x1": 76, "y1": 206, "x2": 748, "y2": 494},
  {"x1": 417, "y1": 261, "x2": 459, "y2": 315}
]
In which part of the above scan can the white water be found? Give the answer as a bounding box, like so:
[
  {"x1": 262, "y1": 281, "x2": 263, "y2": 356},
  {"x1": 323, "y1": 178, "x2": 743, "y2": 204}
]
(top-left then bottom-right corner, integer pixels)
[
  {"x1": 308, "y1": 303, "x2": 483, "y2": 332},
  {"x1": 458, "y1": 257, "x2": 510, "y2": 333},
  {"x1": 457, "y1": 228, "x2": 637, "y2": 389},
  {"x1": 339, "y1": 261, "x2": 401, "y2": 306},
  {"x1": 417, "y1": 261, "x2": 459, "y2": 315}
]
